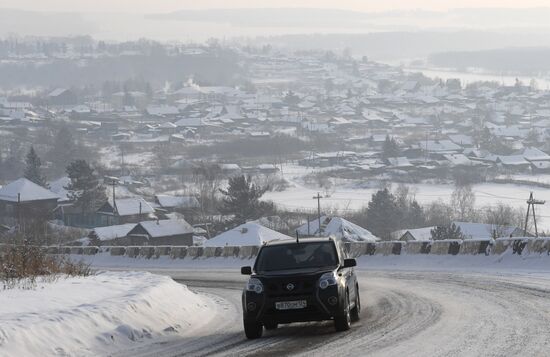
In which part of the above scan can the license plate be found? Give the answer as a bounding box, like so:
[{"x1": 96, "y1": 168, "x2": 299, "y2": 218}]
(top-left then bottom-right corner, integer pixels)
[{"x1": 275, "y1": 300, "x2": 307, "y2": 310}]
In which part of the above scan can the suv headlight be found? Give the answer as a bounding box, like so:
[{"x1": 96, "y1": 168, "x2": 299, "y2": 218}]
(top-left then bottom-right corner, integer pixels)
[
  {"x1": 246, "y1": 278, "x2": 264, "y2": 294},
  {"x1": 318, "y1": 272, "x2": 338, "y2": 289}
]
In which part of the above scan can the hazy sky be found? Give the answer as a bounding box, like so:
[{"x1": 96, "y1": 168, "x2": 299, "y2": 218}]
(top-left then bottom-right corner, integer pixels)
[{"x1": 1, "y1": 0, "x2": 549, "y2": 13}]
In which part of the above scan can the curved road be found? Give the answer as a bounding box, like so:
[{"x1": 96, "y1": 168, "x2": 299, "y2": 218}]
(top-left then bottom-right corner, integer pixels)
[{"x1": 119, "y1": 270, "x2": 550, "y2": 357}]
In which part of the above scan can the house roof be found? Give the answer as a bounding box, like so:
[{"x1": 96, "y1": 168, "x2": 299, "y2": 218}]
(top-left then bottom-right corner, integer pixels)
[
  {"x1": 48, "y1": 88, "x2": 68, "y2": 97},
  {"x1": 523, "y1": 147, "x2": 550, "y2": 161},
  {"x1": 0, "y1": 178, "x2": 59, "y2": 203},
  {"x1": 394, "y1": 227, "x2": 434, "y2": 241},
  {"x1": 497, "y1": 155, "x2": 530, "y2": 166},
  {"x1": 99, "y1": 197, "x2": 155, "y2": 216},
  {"x1": 204, "y1": 222, "x2": 292, "y2": 247},
  {"x1": 296, "y1": 216, "x2": 379, "y2": 242},
  {"x1": 134, "y1": 219, "x2": 194, "y2": 238},
  {"x1": 386, "y1": 157, "x2": 413, "y2": 168},
  {"x1": 424, "y1": 140, "x2": 462, "y2": 152},
  {"x1": 443, "y1": 154, "x2": 474, "y2": 166},
  {"x1": 90, "y1": 223, "x2": 136, "y2": 241}
]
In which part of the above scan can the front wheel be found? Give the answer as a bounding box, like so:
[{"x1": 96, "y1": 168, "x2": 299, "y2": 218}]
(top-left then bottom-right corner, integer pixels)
[
  {"x1": 334, "y1": 293, "x2": 351, "y2": 332},
  {"x1": 244, "y1": 319, "x2": 263, "y2": 339},
  {"x1": 351, "y1": 288, "x2": 361, "y2": 322}
]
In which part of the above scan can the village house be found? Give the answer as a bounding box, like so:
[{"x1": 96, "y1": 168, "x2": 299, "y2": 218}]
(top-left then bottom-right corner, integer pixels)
[
  {"x1": 95, "y1": 197, "x2": 156, "y2": 226},
  {"x1": 0, "y1": 178, "x2": 59, "y2": 225},
  {"x1": 126, "y1": 219, "x2": 194, "y2": 245}
]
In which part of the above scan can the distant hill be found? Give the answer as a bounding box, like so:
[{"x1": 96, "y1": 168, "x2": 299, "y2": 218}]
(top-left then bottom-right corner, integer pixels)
[
  {"x1": 429, "y1": 47, "x2": 550, "y2": 74},
  {"x1": 252, "y1": 32, "x2": 550, "y2": 60},
  {"x1": 147, "y1": 8, "x2": 372, "y2": 28}
]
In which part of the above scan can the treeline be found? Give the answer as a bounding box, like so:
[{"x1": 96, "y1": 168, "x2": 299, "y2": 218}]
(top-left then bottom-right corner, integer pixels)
[
  {"x1": 0, "y1": 53, "x2": 242, "y2": 88},
  {"x1": 345, "y1": 184, "x2": 525, "y2": 240}
]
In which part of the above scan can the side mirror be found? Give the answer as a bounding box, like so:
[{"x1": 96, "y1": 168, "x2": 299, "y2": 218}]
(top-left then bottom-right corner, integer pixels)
[
  {"x1": 241, "y1": 266, "x2": 252, "y2": 275},
  {"x1": 343, "y1": 258, "x2": 357, "y2": 268}
]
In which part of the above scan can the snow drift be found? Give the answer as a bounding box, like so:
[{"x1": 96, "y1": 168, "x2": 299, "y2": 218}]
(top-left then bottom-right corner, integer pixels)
[{"x1": 0, "y1": 271, "x2": 215, "y2": 356}]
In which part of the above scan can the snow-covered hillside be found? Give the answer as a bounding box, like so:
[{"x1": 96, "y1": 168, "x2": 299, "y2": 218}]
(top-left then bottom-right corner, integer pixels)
[{"x1": 0, "y1": 271, "x2": 216, "y2": 357}]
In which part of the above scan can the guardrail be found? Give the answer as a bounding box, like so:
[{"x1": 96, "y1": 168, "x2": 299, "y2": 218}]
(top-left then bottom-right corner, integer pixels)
[{"x1": 10, "y1": 236, "x2": 549, "y2": 261}]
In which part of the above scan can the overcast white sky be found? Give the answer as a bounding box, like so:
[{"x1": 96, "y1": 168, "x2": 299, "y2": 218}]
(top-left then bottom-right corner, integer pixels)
[{"x1": 1, "y1": 0, "x2": 549, "y2": 13}]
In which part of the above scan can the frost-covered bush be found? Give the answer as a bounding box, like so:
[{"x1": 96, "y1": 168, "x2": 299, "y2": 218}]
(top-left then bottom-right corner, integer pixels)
[{"x1": 0, "y1": 241, "x2": 92, "y2": 289}]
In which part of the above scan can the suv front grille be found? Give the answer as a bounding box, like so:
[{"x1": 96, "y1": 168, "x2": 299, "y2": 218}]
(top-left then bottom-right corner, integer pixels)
[{"x1": 265, "y1": 277, "x2": 317, "y2": 298}]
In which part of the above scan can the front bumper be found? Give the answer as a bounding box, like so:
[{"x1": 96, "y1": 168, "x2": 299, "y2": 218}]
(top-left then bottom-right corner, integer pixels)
[{"x1": 243, "y1": 285, "x2": 344, "y2": 324}]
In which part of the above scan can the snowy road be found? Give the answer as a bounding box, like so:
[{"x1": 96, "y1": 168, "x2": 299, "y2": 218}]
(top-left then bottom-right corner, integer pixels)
[{"x1": 126, "y1": 270, "x2": 550, "y2": 357}]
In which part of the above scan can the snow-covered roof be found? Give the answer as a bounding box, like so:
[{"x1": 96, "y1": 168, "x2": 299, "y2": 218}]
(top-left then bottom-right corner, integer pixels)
[
  {"x1": 135, "y1": 219, "x2": 194, "y2": 238},
  {"x1": 0, "y1": 178, "x2": 59, "y2": 203},
  {"x1": 296, "y1": 216, "x2": 379, "y2": 242},
  {"x1": 523, "y1": 147, "x2": 550, "y2": 162},
  {"x1": 386, "y1": 157, "x2": 413, "y2": 168},
  {"x1": 424, "y1": 140, "x2": 462, "y2": 152},
  {"x1": 394, "y1": 227, "x2": 434, "y2": 241},
  {"x1": 443, "y1": 154, "x2": 474, "y2": 166},
  {"x1": 204, "y1": 222, "x2": 292, "y2": 247},
  {"x1": 155, "y1": 195, "x2": 199, "y2": 209},
  {"x1": 90, "y1": 223, "x2": 136, "y2": 241},
  {"x1": 497, "y1": 155, "x2": 530, "y2": 166},
  {"x1": 48, "y1": 88, "x2": 68, "y2": 97},
  {"x1": 453, "y1": 221, "x2": 523, "y2": 239},
  {"x1": 111, "y1": 198, "x2": 155, "y2": 216}
]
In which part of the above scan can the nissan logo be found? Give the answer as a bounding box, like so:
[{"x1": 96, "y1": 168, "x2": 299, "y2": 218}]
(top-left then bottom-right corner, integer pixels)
[{"x1": 286, "y1": 283, "x2": 295, "y2": 291}]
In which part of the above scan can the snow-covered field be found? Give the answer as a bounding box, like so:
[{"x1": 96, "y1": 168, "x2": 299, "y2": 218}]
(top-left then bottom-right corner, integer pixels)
[
  {"x1": 265, "y1": 164, "x2": 550, "y2": 230},
  {"x1": 0, "y1": 271, "x2": 218, "y2": 357}
]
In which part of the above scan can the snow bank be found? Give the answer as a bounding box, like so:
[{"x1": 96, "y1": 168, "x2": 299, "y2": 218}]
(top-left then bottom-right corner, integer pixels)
[{"x1": 0, "y1": 271, "x2": 215, "y2": 357}]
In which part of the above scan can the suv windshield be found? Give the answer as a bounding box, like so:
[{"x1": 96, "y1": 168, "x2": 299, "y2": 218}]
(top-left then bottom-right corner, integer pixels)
[{"x1": 255, "y1": 241, "x2": 339, "y2": 272}]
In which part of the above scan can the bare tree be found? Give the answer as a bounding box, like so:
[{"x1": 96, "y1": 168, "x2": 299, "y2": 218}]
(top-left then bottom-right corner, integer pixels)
[
  {"x1": 451, "y1": 185, "x2": 476, "y2": 222},
  {"x1": 484, "y1": 203, "x2": 526, "y2": 237}
]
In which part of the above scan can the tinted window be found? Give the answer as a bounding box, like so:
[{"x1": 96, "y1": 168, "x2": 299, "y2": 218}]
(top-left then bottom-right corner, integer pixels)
[{"x1": 255, "y1": 242, "x2": 338, "y2": 272}]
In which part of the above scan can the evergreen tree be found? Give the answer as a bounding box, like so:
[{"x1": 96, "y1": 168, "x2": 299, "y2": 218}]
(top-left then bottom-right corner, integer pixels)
[
  {"x1": 65, "y1": 160, "x2": 107, "y2": 215},
  {"x1": 219, "y1": 175, "x2": 271, "y2": 225},
  {"x1": 430, "y1": 223, "x2": 464, "y2": 240},
  {"x1": 365, "y1": 188, "x2": 401, "y2": 240},
  {"x1": 24, "y1": 146, "x2": 48, "y2": 187},
  {"x1": 283, "y1": 90, "x2": 300, "y2": 107},
  {"x1": 405, "y1": 200, "x2": 425, "y2": 228},
  {"x1": 382, "y1": 135, "x2": 400, "y2": 158}
]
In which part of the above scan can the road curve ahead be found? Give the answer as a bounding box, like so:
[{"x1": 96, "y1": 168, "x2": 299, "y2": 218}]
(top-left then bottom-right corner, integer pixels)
[{"x1": 127, "y1": 270, "x2": 550, "y2": 357}]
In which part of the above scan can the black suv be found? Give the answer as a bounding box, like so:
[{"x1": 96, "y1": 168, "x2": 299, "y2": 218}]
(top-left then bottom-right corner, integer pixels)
[{"x1": 241, "y1": 237, "x2": 360, "y2": 339}]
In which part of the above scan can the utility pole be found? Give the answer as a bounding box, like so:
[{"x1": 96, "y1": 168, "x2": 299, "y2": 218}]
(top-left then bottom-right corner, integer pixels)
[
  {"x1": 524, "y1": 192, "x2": 545, "y2": 237},
  {"x1": 313, "y1": 192, "x2": 322, "y2": 236},
  {"x1": 105, "y1": 176, "x2": 119, "y2": 215}
]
